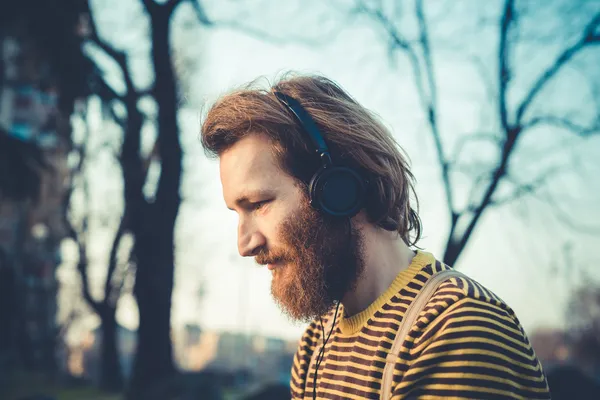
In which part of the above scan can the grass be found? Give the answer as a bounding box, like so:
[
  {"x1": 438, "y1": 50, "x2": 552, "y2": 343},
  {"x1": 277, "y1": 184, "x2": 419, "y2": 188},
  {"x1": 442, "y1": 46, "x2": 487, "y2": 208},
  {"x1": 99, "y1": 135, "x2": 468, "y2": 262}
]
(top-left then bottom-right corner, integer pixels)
[{"x1": 4, "y1": 372, "x2": 122, "y2": 400}]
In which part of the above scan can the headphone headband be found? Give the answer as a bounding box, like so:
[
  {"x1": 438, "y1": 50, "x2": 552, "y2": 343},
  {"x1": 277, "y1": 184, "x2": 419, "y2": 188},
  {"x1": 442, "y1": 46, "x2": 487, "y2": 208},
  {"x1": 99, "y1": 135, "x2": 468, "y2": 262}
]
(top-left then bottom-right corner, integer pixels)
[
  {"x1": 273, "y1": 90, "x2": 366, "y2": 218},
  {"x1": 273, "y1": 91, "x2": 332, "y2": 166}
]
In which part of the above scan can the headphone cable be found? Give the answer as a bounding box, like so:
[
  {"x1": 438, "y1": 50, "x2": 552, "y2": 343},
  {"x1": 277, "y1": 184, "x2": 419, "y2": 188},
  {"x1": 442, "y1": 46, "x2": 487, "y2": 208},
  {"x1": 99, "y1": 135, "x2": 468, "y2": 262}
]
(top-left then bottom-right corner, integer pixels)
[
  {"x1": 311, "y1": 218, "x2": 353, "y2": 399},
  {"x1": 313, "y1": 301, "x2": 341, "y2": 400}
]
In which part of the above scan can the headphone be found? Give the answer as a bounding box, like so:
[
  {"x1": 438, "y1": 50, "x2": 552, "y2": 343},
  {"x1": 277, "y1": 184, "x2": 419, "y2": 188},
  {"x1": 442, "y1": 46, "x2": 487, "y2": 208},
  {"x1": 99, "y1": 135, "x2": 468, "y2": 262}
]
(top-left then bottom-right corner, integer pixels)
[{"x1": 273, "y1": 91, "x2": 367, "y2": 218}]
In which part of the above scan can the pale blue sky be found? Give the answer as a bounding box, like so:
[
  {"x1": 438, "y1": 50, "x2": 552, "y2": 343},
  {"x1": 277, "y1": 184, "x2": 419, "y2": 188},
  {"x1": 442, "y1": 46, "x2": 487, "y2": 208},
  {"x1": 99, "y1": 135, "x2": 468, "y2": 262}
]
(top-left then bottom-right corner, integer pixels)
[{"x1": 59, "y1": 0, "x2": 600, "y2": 342}]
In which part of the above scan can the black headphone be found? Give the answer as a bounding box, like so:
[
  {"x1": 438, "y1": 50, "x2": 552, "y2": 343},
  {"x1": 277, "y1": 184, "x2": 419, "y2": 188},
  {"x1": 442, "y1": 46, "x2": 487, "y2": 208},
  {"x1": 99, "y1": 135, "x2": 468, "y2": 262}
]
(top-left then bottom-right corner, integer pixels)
[{"x1": 273, "y1": 91, "x2": 367, "y2": 218}]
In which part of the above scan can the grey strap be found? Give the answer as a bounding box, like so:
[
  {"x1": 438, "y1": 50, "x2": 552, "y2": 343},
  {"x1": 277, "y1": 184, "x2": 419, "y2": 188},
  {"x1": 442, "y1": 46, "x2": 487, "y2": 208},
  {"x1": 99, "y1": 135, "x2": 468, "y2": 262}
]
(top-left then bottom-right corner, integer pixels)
[{"x1": 380, "y1": 269, "x2": 466, "y2": 400}]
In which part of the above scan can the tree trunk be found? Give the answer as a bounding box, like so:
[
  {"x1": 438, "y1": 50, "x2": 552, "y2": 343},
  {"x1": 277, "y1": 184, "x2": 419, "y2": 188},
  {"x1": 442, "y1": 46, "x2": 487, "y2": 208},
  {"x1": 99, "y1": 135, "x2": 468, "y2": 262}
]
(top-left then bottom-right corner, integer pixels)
[
  {"x1": 443, "y1": 238, "x2": 462, "y2": 268},
  {"x1": 99, "y1": 306, "x2": 124, "y2": 392},
  {"x1": 130, "y1": 234, "x2": 177, "y2": 399},
  {"x1": 128, "y1": 3, "x2": 181, "y2": 398}
]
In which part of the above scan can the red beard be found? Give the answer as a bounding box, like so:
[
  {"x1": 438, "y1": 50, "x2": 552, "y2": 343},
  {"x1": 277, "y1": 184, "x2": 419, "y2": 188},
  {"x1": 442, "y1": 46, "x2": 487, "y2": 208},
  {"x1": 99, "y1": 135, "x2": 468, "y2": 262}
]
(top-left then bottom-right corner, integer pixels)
[{"x1": 255, "y1": 196, "x2": 366, "y2": 322}]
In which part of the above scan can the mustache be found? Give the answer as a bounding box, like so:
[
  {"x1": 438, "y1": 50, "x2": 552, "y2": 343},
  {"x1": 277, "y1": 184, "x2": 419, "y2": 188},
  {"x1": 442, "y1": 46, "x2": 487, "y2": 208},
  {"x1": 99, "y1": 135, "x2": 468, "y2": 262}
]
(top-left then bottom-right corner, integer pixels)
[{"x1": 255, "y1": 248, "x2": 293, "y2": 265}]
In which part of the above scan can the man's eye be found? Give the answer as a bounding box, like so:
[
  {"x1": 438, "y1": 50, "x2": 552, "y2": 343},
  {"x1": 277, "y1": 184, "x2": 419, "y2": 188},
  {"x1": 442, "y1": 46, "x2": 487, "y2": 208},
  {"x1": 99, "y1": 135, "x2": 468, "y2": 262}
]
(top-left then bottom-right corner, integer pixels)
[{"x1": 252, "y1": 200, "x2": 270, "y2": 211}]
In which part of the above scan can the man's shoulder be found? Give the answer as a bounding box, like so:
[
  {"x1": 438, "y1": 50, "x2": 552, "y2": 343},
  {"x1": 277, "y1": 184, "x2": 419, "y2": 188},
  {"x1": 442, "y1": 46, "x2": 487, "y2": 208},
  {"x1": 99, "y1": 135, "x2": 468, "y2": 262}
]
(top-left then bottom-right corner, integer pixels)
[
  {"x1": 418, "y1": 260, "x2": 513, "y2": 314},
  {"x1": 413, "y1": 262, "x2": 522, "y2": 337},
  {"x1": 398, "y1": 264, "x2": 550, "y2": 399}
]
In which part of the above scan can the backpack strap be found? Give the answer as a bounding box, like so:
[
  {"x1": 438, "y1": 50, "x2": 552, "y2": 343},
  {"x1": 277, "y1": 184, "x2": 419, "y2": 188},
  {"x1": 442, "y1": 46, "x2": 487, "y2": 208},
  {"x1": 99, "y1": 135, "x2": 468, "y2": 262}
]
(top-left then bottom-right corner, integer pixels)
[{"x1": 380, "y1": 269, "x2": 466, "y2": 400}]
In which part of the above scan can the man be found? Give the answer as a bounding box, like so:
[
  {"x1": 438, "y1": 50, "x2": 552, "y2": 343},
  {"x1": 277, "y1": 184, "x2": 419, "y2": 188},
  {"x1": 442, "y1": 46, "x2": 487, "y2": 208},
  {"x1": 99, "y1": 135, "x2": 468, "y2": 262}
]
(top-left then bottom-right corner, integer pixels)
[{"x1": 201, "y1": 74, "x2": 550, "y2": 399}]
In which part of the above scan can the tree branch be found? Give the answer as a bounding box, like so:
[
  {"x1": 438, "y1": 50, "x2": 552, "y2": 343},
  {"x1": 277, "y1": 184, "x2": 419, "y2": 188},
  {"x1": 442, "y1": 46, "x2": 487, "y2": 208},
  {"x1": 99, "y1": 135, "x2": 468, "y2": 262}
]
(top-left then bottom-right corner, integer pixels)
[
  {"x1": 444, "y1": 0, "x2": 521, "y2": 261},
  {"x1": 466, "y1": 167, "x2": 559, "y2": 212},
  {"x1": 109, "y1": 102, "x2": 126, "y2": 128},
  {"x1": 189, "y1": 0, "x2": 211, "y2": 25},
  {"x1": 63, "y1": 106, "x2": 102, "y2": 315},
  {"x1": 498, "y1": 0, "x2": 514, "y2": 132},
  {"x1": 110, "y1": 258, "x2": 135, "y2": 307},
  {"x1": 464, "y1": 170, "x2": 494, "y2": 213},
  {"x1": 467, "y1": 53, "x2": 497, "y2": 113},
  {"x1": 523, "y1": 115, "x2": 600, "y2": 137},
  {"x1": 66, "y1": 178, "x2": 102, "y2": 315},
  {"x1": 534, "y1": 189, "x2": 600, "y2": 235},
  {"x1": 103, "y1": 213, "x2": 129, "y2": 308},
  {"x1": 86, "y1": 6, "x2": 135, "y2": 97},
  {"x1": 451, "y1": 132, "x2": 500, "y2": 163},
  {"x1": 64, "y1": 195, "x2": 101, "y2": 316},
  {"x1": 515, "y1": 12, "x2": 600, "y2": 124},
  {"x1": 188, "y1": 0, "x2": 342, "y2": 46},
  {"x1": 141, "y1": 0, "x2": 159, "y2": 16},
  {"x1": 361, "y1": 0, "x2": 462, "y2": 246},
  {"x1": 166, "y1": 0, "x2": 186, "y2": 15},
  {"x1": 76, "y1": 242, "x2": 102, "y2": 315},
  {"x1": 362, "y1": 0, "x2": 455, "y2": 213},
  {"x1": 415, "y1": 0, "x2": 456, "y2": 221}
]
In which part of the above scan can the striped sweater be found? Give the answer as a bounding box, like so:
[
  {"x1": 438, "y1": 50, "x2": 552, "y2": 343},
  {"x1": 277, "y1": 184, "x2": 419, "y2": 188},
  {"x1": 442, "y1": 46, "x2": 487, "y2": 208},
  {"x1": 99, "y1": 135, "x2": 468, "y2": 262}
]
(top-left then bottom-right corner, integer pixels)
[{"x1": 290, "y1": 251, "x2": 550, "y2": 399}]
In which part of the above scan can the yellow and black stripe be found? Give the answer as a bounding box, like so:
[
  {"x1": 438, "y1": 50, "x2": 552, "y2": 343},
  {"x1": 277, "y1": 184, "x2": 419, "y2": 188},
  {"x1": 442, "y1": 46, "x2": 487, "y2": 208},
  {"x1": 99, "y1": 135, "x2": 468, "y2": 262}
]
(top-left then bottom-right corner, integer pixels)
[{"x1": 290, "y1": 251, "x2": 550, "y2": 399}]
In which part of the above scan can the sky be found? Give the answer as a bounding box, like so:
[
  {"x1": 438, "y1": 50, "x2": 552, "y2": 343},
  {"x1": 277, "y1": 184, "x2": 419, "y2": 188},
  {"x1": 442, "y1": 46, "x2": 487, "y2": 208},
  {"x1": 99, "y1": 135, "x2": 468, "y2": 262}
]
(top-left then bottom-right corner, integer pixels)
[{"x1": 59, "y1": 0, "x2": 600, "y2": 343}]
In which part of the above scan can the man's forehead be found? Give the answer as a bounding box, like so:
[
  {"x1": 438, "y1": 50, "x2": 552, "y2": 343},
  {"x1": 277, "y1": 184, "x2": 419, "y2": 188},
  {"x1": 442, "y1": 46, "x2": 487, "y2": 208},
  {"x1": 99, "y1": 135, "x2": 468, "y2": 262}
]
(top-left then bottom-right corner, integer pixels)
[
  {"x1": 219, "y1": 134, "x2": 283, "y2": 202},
  {"x1": 220, "y1": 135, "x2": 278, "y2": 178}
]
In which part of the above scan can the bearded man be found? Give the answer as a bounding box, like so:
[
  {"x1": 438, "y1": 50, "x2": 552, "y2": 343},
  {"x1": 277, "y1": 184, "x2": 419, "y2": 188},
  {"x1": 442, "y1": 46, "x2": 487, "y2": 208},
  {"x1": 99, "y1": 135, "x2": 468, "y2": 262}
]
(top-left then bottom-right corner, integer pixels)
[{"x1": 200, "y1": 74, "x2": 550, "y2": 400}]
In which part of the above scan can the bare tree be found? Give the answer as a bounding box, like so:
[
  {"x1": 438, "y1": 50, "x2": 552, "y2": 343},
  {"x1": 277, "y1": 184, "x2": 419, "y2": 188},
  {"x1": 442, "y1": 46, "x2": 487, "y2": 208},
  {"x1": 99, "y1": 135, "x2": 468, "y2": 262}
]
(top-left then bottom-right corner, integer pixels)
[
  {"x1": 82, "y1": 0, "x2": 388, "y2": 397},
  {"x1": 64, "y1": 101, "x2": 133, "y2": 392},
  {"x1": 83, "y1": 0, "x2": 185, "y2": 397},
  {"x1": 341, "y1": 0, "x2": 600, "y2": 265}
]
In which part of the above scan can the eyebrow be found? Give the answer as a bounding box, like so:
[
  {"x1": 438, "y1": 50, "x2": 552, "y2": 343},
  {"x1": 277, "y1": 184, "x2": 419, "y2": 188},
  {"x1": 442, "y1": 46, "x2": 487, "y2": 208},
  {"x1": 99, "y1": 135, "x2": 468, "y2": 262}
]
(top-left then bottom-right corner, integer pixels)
[{"x1": 228, "y1": 189, "x2": 276, "y2": 210}]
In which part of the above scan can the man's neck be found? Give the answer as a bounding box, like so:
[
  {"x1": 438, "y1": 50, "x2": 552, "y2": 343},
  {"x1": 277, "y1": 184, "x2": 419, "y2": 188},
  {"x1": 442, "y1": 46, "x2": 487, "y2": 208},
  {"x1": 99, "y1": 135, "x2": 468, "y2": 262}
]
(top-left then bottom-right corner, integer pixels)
[{"x1": 342, "y1": 224, "x2": 415, "y2": 317}]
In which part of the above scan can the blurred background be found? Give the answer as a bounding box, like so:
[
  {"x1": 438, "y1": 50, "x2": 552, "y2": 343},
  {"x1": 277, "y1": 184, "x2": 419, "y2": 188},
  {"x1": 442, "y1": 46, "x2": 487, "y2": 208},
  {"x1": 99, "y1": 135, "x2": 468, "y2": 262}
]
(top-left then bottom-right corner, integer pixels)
[{"x1": 0, "y1": 0, "x2": 599, "y2": 399}]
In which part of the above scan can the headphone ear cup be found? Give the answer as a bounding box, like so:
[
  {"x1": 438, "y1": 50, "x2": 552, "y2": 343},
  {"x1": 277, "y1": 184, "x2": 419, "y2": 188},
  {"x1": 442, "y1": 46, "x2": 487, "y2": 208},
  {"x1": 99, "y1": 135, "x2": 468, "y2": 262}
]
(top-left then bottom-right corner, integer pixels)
[{"x1": 309, "y1": 166, "x2": 366, "y2": 217}]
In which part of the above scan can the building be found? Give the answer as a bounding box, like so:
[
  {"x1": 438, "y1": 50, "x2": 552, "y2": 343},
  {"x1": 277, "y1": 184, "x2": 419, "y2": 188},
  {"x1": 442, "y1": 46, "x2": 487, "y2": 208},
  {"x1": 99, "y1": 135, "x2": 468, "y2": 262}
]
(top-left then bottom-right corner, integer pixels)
[
  {"x1": 173, "y1": 327, "x2": 297, "y2": 390},
  {"x1": 0, "y1": 1, "x2": 92, "y2": 382}
]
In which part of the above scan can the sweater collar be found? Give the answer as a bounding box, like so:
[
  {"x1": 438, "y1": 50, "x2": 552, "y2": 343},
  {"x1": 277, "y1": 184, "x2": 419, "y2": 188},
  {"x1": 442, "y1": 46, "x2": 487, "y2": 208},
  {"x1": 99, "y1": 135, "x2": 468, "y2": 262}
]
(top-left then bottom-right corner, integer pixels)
[{"x1": 337, "y1": 250, "x2": 433, "y2": 335}]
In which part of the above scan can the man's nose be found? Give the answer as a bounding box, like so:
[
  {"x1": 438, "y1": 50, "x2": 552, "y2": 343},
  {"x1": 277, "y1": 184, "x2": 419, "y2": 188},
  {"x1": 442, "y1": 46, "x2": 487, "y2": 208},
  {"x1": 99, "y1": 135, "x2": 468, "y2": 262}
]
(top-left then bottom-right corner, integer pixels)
[{"x1": 237, "y1": 218, "x2": 265, "y2": 257}]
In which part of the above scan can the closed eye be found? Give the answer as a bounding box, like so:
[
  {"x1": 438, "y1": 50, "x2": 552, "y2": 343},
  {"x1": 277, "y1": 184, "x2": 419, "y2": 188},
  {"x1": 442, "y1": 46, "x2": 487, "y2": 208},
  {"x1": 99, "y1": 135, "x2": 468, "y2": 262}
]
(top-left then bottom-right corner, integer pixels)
[{"x1": 252, "y1": 199, "x2": 271, "y2": 211}]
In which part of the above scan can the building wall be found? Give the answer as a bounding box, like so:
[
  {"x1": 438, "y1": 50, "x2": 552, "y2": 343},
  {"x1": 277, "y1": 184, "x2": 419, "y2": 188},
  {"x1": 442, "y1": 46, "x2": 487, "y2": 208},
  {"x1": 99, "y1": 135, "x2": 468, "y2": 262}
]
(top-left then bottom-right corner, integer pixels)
[{"x1": 0, "y1": 32, "x2": 71, "y2": 374}]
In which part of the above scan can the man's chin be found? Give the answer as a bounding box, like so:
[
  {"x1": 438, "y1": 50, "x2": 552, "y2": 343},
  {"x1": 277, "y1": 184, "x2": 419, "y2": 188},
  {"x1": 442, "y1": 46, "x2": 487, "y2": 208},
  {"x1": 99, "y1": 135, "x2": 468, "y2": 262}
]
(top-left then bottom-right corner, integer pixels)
[
  {"x1": 271, "y1": 288, "x2": 334, "y2": 323},
  {"x1": 276, "y1": 304, "x2": 324, "y2": 324}
]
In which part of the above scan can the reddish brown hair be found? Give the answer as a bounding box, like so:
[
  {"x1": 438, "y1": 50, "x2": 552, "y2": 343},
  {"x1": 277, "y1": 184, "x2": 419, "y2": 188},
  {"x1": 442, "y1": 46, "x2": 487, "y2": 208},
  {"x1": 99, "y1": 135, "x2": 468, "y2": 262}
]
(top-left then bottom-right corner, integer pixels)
[{"x1": 201, "y1": 73, "x2": 421, "y2": 246}]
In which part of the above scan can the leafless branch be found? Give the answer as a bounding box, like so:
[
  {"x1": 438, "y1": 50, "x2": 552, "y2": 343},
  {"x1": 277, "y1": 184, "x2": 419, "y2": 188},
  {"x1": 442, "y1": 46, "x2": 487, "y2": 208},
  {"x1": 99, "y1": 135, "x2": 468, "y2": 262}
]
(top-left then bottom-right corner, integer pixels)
[
  {"x1": 109, "y1": 102, "x2": 126, "y2": 128},
  {"x1": 63, "y1": 105, "x2": 101, "y2": 314},
  {"x1": 523, "y1": 115, "x2": 600, "y2": 137},
  {"x1": 69, "y1": 169, "x2": 102, "y2": 315},
  {"x1": 346, "y1": 0, "x2": 600, "y2": 265},
  {"x1": 166, "y1": 0, "x2": 186, "y2": 15},
  {"x1": 444, "y1": 0, "x2": 521, "y2": 262},
  {"x1": 360, "y1": 0, "x2": 456, "y2": 220},
  {"x1": 64, "y1": 204, "x2": 98, "y2": 317},
  {"x1": 189, "y1": 0, "x2": 211, "y2": 25},
  {"x1": 414, "y1": 0, "x2": 456, "y2": 221},
  {"x1": 188, "y1": 0, "x2": 343, "y2": 46},
  {"x1": 467, "y1": 53, "x2": 497, "y2": 112},
  {"x1": 104, "y1": 213, "x2": 129, "y2": 308},
  {"x1": 86, "y1": 8, "x2": 136, "y2": 98},
  {"x1": 534, "y1": 188, "x2": 600, "y2": 235},
  {"x1": 141, "y1": 0, "x2": 159, "y2": 16},
  {"x1": 498, "y1": 0, "x2": 515, "y2": 132},
  {"x1": 515, "y1": 12, "x2": 600, "y2": 124},
  {"x1": 451, "y1": 132, "x2": 500, "y2": 164},
  {"x1": 110, "y1": 258, "x2": 135, "y2": 306},
  {"x1": 467, "y1": 167, "x2": 560, "y2": 212},
  {"x1": 464, "y1": 170, "x2": 493, "y2": 212}
]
